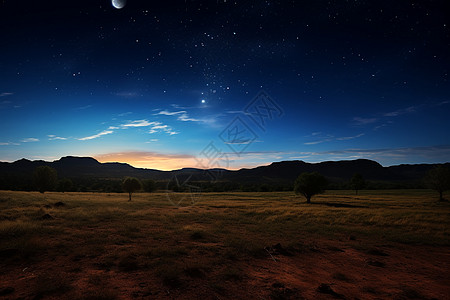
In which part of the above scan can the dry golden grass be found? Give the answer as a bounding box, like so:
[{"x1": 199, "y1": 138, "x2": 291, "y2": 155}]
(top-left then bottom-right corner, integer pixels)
[
  {"x1": 1, "y1": 190, "x2": 449, "y2": 250},
  {"x1": 0, "y1": 189, "x2": 449, "y2": 299}
]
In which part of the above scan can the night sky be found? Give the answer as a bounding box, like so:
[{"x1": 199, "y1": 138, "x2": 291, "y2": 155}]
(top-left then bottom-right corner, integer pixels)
[{"x1": 1, "y1": 0, "x2": 449, "y2": 170}]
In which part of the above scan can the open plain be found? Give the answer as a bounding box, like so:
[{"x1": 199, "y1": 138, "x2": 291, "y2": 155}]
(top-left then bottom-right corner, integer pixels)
[{"x1": 0, "y1": 190, "x2": 449, "y2": 299}]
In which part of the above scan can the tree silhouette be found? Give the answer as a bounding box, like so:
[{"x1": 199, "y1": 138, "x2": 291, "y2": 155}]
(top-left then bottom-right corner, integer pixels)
[
  {"x1": 350, "y1": 173, "x2": 366, "y2": 195},
  {"x1": 122, "y1": 177, "x2": 142, "y2": 201},
  {"x1": 294, "y1": 172, "x2": 328, "y2": 203},
  {"x1": 142, "y1": 179, "x2": 157, "y2": 193},
  {"x1": 58, "y1": 178, "x2": 73, "y2": 193},
  {"x1": 33, "y1": 166, "x2": 57, "y2": 193},
  {"x1": 424, "y1": 166, "x2": 450, "y2": 201}
]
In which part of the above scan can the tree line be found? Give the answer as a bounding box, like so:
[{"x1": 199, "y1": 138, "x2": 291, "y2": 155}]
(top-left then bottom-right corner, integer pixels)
[
  {"x1": 294, "y1": 167, "x2": 450, "y2": 203},
  {"x1": 1, "y1": 165, "x2": 449, "y2": 202}
]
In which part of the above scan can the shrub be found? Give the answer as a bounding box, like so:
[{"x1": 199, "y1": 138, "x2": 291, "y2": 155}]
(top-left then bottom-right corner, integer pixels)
[
  {"x1": 33, "y1": 166, "x2": 57, "y2": 193},
  {"x1": 294, "y1": 172, "x2": 327, "y2": 203}
]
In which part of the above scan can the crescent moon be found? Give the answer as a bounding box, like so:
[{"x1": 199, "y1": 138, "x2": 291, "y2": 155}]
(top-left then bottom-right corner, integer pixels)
[{"x1": 112, "y1": 0, "x2": 126, "y2": 9}]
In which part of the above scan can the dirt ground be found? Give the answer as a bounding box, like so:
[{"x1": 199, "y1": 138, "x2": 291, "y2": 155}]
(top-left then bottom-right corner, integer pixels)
[{"x1": 1, "y1": 235, "x2": 449, "y2": 299}]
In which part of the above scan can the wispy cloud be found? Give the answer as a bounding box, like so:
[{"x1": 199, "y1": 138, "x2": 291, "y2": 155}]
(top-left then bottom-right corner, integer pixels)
[
  {"x1": 178, "y1": 113, "x2": 201, "y2": 122},
  {"x1": 304, "y1": 138, "x2": 333, "y2": 145},
  {"x1": 79, "y1": 130, "x2": 113, "y2": 141},
  {"x1": 157, "y1": 109, "x2": 201, "y2": 121},
  {"x1": 0, "y1": 92, "x2": 13, "y2": 97},
  {"x1": 383, "y1": 106, "x2": 417, "y2": 117},
  {"x1": 354, "y1": 105, "x2": 419, "y2": 128},
  {"x1": 304, "y1": 133, "x2": 364, "y2": 145},
  {"x1": 373, "y1": 121, "x2": 393, "y2": 131},
  {"x1": 225, "y1": 110, "x2": 251, "y2": 116},
  {"x1": 115, "y1": 92, "x2": 140, "y2": 98},
  {"x1": 0, "y1": 141, "x2": 20, "y2": 146},
  {"x1": 78, "y1": 118, "x2": 178, "y2": 141},
  {"x1": 121, "y1": 120, "x2": 158, "y2": 128},
  {"x1": 48, "y1": 135, "x2": 67, "y2": 141},
  {"x1": 21, "y1": 138, "x2": 39, "y2": 143},
  {"x1": 436, "y1": 100, "x2": 450, "y2": 106},
  {"x1": 336, "y1": 133, "x2": 365, "y2": 141},
  {"x1": 149, "y1": 123, "x2": 178, "y2": 135},
  {"x1": 75, "y1": 104, "x2": 92, "y2": 110},
  {"x1": 224, "y1": 140, "x2": 253, "y2": 145},
  {"x1": 156, "y1": 109, "x2": 217, "y2": 125},
  {"x1": 157, "y1": 110, "x2": 186, "y2": 116},
  {"x1": 118, "y1": 119, "x2": 178, "y2": 135},
  {"x1": 353, "y1": 117, "x2": 378, "y2": 125}
]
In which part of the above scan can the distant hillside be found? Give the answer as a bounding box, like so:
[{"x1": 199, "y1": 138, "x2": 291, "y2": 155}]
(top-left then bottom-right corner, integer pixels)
[
  {"x1": 0, "y1": 156, "x2": 449, "y2": 191},
  {"x1": 225, "y1": 159, "x2": 395, "y2": 182},
  {"x1": 0, "y1": 156, "x2": 165, "y2": 179}
]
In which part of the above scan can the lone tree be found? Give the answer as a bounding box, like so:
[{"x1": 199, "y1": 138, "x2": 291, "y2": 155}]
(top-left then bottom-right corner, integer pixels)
[
  {"x1": 294, "y1": 172, "x2": 328, "y2": 204},
  {"x1": 122, "y1": 177, "x2": 142, "y2": 201},
  {"x1": 424, "y1": 166, "x2": 450, "y2": 201},
  {"x1": 350, "y1": 173, "x2": 366, "y2": 195},
  {"x1": 58, "y1": 178, "x2": 73, "y2": 193},
  {"x1": 142, "y1": 179, "x2": 157, "y2": 193},
  {"x1": 33, "y1": 166, "x2": 58, "y2": 193}
]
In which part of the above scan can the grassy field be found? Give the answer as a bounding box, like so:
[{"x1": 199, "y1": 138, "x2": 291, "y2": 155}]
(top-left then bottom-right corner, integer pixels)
[{"x1": 0, "y1": 190, "x2": 449, "y2": 299}]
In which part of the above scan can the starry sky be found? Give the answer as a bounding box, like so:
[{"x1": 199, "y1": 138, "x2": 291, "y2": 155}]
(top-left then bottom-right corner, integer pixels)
[{"x1": 0, "y1": 0, "x2": 449, "y2": 170}]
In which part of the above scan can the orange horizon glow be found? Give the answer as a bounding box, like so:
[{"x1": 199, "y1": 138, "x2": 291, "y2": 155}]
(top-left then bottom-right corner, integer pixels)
[
  {"x1": 94, "y1": 151, "x2": 198, "y2": 171},
  {"x1": 94, "y1": 151, "x2": 265, "y2": 171}
]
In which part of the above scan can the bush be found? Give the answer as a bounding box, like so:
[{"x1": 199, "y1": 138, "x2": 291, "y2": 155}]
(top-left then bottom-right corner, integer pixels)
[
  {"x1": 142, "y1": 179, "x2": 157, "y2": 192},
  {"x1": 294, "y1": 172, "x2": 328, "y2": 203},
  {"x1": 33, "y1": 166, "x2": 57, "y2": 193},
  {"x1": 424, "y1": 166, "x2": 450, "y2": 201}
]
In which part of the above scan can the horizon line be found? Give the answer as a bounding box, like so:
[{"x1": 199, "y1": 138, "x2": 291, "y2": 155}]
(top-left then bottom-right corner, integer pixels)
[{"x1": 1, "y1": 155, "x2": 449, "y2": 172}]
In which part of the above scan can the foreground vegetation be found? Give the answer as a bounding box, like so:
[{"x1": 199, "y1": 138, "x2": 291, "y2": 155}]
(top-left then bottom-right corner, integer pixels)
[{"x1": 0, "y1": 190, "x2": 449, "y2": 299}]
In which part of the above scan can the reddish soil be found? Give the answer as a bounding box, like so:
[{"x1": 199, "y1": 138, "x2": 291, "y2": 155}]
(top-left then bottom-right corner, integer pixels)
[{"x1": 1, "y1": 237, "x2": 449, "y2": 299}]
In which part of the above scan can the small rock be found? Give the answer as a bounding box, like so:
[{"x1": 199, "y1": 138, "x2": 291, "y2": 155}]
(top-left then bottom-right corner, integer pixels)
[
  {"x1": 0, "y1": 287, "x2": 15, "y2": 296},
  {"x1": 41, "y1": 213, "x2": 54, "y2": 220},
  {"x1": 272, "y1": 282, "x2": 285, "y2": 289},
  {"x1": 54, "y1": 201, "x2": 65, "y2": 207},
  {"x1": 270, "y1": 286, "x2": 301, "y2": 300},
  {"x1": 265, "y1": 243, "x2": 293, "y2": 256},
  {"x1": 0, "y1": 248, "x2": 19, "y2": 258},
  {"x1": 328, "y1": 246, "x2": 344, "y2": 252},
  {"x1": 142, "y1": 291, "x2": 153, "y2": 296},
  {"x1": 367, "y1": 248, "x2": 389, "y2": 256},
  {"x1": 309, "y1": 247, "x2": 321, "y2": 253},
  {"x1": 367, "y1": 260, "x2": 385, "y2": 267},
  {"x1": 317, "y1": 283, "x2": 345, "y2": 298}
]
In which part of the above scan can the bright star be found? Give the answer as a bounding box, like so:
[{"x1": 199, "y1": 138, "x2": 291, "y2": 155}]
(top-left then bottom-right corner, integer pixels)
[{"x1": 201, "y1": 99, "x2": 206, "y2": 104}]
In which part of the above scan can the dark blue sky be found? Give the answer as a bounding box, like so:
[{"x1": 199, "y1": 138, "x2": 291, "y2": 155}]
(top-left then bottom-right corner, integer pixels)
[{"x1": 1, "y1": 0, "x2": 449, "y2": 170}]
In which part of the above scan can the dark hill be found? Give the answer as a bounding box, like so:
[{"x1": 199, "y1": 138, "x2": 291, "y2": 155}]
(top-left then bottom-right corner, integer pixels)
[
  {"x1": 226, "y1": 159, "x2": 393, "y2": 182},
  {"x1": 1, "y1": 156, "x2": 449, "y2": 191}
]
